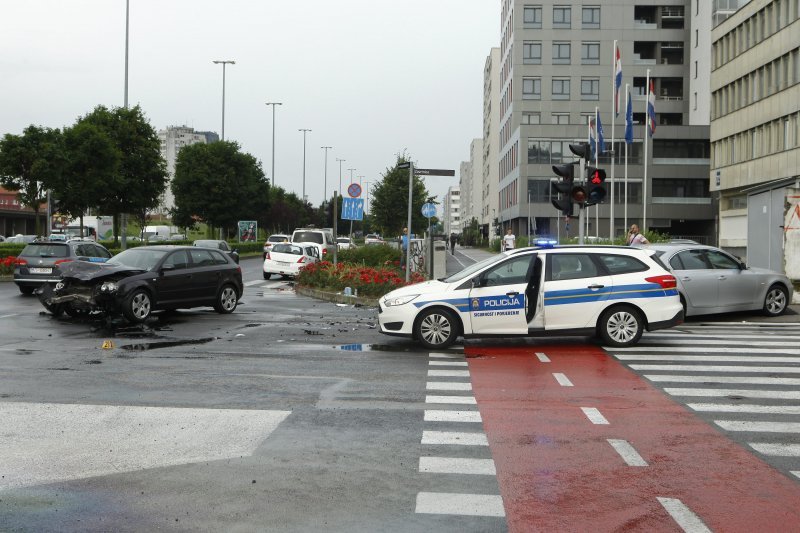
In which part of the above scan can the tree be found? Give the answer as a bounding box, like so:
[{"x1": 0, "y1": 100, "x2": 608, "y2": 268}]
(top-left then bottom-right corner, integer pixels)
[
  {"x1": 370, "y1": 155, "x2": 429, "y2": 237},
  {"x1": 78, "y1": 105, "x2": 167, "y2": 244},
  {"x1": 0, "y1": 125, "x2": 65, "y2": 236},
  {"x1": 171, "y1": 141, "x2": 270, "y2": 237}
]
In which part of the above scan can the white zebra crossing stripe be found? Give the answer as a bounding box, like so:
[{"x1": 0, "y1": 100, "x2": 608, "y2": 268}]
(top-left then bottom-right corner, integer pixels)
[
  {"x1": 419, "y1": 457, "x2": 496, "y2": 475},
  {"x1": 427, "y1": 382, "x2": 472, "y2": 391},
  {"x1": 657, "y1": 497, "x2": 712, "y2": 533},
  {"x1": 581, "y1": 407, "x2": 609, "y2": 425},
  {"x1": 616, "y1": 354, "x2": 800, "y2": 362},
  {"x1": 792, "y1": 471, "x2": 800, "y2": 480},
  {"x1": 749, "y1": 443, "x2": 800, "y2": 456},
  {"x1": 422, "y1": 431, "x2": 489, "y2": 446},
  {"x1": 536, "y1": 352, "x2": 551, "y2": 362},
  {"x1": 425, "y1": 395, "x2": 477, "y2": 405},
  {"x1": 424, "y1": 410, "x2": 482, "y2": 423},
  {"x1": 688, "y1": 403, "x2": 800, "y2": 414},
  {"x1": 429, "y1": 361, "x2": 468, "y2": 367},
  {"x1": 633, "y1": 364, "x2": 800, "y2": 373},
  {"x1": 429, "y1": 352, "x2": 464, "y2": 359},
  {"x1": 646, "y1": 375, "x2": 800, "y2": 386},
  {"x1": 553, "y1": 373, "x2": 574, "y2": 386},
  {"x1": 640, "y1": 338, "x2": 798, "y2": 347},
  {"x1": 607, "y1": 439, "x2": 648, "y2": 466},
  {"x1": 415, "y1": 492, "x2": 505, "y2": 517},
  {"x1": 616, "y1": 346, "x2": 800, "y2": 354},
  {"x1": 715, "y1": 421, "x2": 800, "y2": 433},
  {"x1": 428, "y1": 369, "x2": 471, "y2": 377},
  {"x1": 665, "y1": 388, "x2": 800, "y2": 399},
  {"x1": 646, "y1": 332, "x2": 800, "y2": 340}
]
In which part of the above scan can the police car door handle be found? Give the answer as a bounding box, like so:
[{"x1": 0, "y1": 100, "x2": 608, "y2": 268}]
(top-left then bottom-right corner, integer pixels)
[
  {"x1": 506, "y1": 291, "x2": 519, "y2": 298},
  {"x1": 587, "y1": 284, "x2": 604, "y2": 290}
]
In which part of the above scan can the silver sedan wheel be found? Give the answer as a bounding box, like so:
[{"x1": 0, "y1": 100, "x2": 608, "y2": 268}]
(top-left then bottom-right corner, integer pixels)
[
  {"x1": 602, "y1": 309, "x2": 642, "y2": 346},
  {"x1": 220, "y1": 286, "x2": 237, "y2": 312},
  {"x1": 419, "y1": 312, "x2": 453, "y2": 348},
  {"x1": 131, "y1": 292, "x2": 151, "y2": 320},
  {"x1": 764, "y1": 286, "x2": 787, "y2": 315}
]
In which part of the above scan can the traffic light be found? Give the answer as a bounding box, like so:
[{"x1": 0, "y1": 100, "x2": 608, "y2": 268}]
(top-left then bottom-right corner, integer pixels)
[
  {"x1": 569, "y1": 142, "x2": 591, "y2": 160},
  {"x1": 552, "y1": 163, "x2": 584, "y2": 216},
  {"x1": 585, "y1": 167, "x2": 607, "y2": 206}
]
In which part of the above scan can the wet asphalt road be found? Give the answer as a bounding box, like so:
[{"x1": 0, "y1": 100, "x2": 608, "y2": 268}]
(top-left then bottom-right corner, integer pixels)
[{"x1": 0, "y1": 257, "x2": 507, "y2": 533}]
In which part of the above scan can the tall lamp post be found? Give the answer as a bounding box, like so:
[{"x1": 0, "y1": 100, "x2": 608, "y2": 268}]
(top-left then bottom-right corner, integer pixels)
[
  {"x1": 265, "y1": 102, "x2": 282, "y2": 187},
  {"x1": 298, "y1": 129, "x2": 312, "y2": 202},
  {"x1": 321, "y1": 146, "x2": 332, "y2": 202},
  {"x1": 120, "y1": 0, "x2": 131, "y2": 250},
  {"x1": 336, "y1": 158, "x2": 345, "y2": 195},
  {"x1": 347, "y1": 168, "x2": 356, "y2": 187},
  {"x1": 212, "y1": 60, "x2": 235, "y2": 141}
]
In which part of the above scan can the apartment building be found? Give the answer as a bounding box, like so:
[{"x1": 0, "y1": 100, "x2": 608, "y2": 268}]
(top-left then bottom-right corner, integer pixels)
[
  {"x1": 482, "y1": 48, "x2": 502, "y2": 239},
  {"x1": 443, "y1": 185, "x2": 462, "y2": 236},
  {"x1": 497, "y1": 0, "x2": 714, "y2": 240},
  {"x1": 710, "y1": 0, "x2": 800, "y2": 276},
  {"x1": 157, "y1": 126, "x2": 219, "y2": 213}
]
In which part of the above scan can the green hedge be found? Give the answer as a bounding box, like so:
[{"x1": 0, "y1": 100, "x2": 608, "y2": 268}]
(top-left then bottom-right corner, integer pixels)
[{"x1": 337, "y1": 245, "x2": 401, "y2": 267}]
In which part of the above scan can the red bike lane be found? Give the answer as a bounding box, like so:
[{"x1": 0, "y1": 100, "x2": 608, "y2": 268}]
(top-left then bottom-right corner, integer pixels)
[{"x1": 464, "y1": 344, "x2": 800, "y2": 532}]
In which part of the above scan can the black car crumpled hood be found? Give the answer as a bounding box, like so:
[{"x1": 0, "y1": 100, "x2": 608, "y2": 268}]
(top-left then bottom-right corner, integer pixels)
[{"x1": 59, "y1": 260, "x2": 146, "y2": 281}]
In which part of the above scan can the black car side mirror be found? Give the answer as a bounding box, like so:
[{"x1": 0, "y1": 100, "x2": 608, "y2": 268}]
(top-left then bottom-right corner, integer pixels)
[{"x1": 160, "y1": 264, "x2": 175, "y2": 274}]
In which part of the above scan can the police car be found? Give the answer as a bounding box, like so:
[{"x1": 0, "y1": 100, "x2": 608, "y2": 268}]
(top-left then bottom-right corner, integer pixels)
[{"x1": 378, "y1": 245, "x2": 683, "y2": 349}]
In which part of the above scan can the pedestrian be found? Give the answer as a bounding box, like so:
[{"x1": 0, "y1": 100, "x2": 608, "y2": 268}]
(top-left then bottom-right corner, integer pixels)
[
  {"x1": 401, "y1": 227, "x2": 409, "y2": 269},
  {"x1": 449, "y1": 232, "x2": 457, "y2": 255},
  {"x1": 502, "y1": 228, "x2": 516, "y2": 252},
  {"x1": 627, "y1": 224, "x2": 649, "y2": 246}
]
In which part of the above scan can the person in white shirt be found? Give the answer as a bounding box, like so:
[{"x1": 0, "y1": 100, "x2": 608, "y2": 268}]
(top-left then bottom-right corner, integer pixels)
[
  {"x1": 627, "y1": 224, "x2": 649, "y2": 246},
  {"x1": 502, "y1": 228, "x2": 516, "y2": 252}
]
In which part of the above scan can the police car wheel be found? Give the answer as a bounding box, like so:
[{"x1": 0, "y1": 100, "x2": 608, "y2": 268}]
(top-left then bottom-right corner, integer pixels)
[
  {"x1": 415, "y1": 308, "x2": 458, "y2": 349},
  {"x1": 598, "y1": 306, "x2": 643, "y2": 347}
]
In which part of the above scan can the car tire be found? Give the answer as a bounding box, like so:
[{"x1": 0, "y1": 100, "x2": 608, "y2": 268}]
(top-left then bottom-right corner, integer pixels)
[
  {"x1": 124, "y1": 289, "x2": 152, "y2": 323},
  {"x1": 414, "y1": 308, "x2": 459, "y2": 349},
  {"x1": 598, "y1": 305, "x2": 643, "y2": 348},
  {"x1": 64, "y1": 305, "x2": 90, "y2": 318},
  {"x1": 763, "y1": 284, "x2": 788, "y2": 317},
  {"x1": 19, "y1": 286, "x2": 34, "y2": 295},
  {"x1": 214, "y1": 284, "x2": 238, "y2": 314},
  {"x1": 263, "y1": 272, "x2": 271, "y2": 280}
]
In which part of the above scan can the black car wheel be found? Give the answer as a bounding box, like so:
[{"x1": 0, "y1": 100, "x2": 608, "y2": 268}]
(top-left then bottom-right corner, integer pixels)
[
  {"x1": 263, "y1": 272, "x2": 271, "y2": 280},
  {"x1": 18, "y1": 286, "x2": 34, "y2": 295},
  {"x1": 214, "y1": 284, "x2": 238, "y2": 314},
  {"x1": 763, "y1": 284, "x2": 788, "y2": 316},
  {"x1": 414, "y1": 308, "x2": 459, "y2": 349},
  {"x1": 598, "y1": 305, "x2": 643, "y2": 347},
  {"x1": 124, "y1": 289, "x2": 152, "y2": 323}
]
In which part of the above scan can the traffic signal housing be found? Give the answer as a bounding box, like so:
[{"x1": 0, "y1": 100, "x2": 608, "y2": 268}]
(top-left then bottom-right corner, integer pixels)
[
  {"x1": 585, "y1": 167, "x2": 607, "y2": 206},
  {"x1": 551, "y1": 163, "x2": 576, "y2": 216},
  {"x1": 569, "y1": 142, "x2": 591, "y2": 160}
]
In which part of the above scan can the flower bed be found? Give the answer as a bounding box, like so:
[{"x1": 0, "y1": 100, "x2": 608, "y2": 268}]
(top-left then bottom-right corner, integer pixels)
[
  {"x1": 1, "y1": 255, "x2": 22, "y2": 276},
  {"x1": 296, "y1": 260, "x2": 425, "y2": 298}
]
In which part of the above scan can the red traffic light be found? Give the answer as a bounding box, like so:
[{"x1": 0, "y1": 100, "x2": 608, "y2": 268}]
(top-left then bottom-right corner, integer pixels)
[{"x1": 587, "y1": 167, "x2": 606, "y2": 184}]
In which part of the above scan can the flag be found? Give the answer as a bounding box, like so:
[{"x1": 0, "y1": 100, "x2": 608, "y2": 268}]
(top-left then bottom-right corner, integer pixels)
[
  {"x1": 624, "y1": 90, "x2": 633, "y2": 144},
  {"x1": 614, "y1": 44, "x2": 622, "y2": 116},
  {"x1": 596, "y1": 112, "x2": 605, "y2": 154},
  {"x1": 589, "y1": 118, "x2": 597, "y2": 159},
  {"x1": 647, "y1": 80, "x2": 656, "y2": 137}
]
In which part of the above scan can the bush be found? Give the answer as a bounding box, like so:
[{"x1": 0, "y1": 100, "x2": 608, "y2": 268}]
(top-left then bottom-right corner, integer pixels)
[
  {"x1": 338, "y1": 245, "x2": 401, "y2": 267},
  {"x1": 296, "y1": 260, "x2": 424, "y2": 297},
  {"x1": 0, "y1": 255, "x2": 23, "y2": 276}
]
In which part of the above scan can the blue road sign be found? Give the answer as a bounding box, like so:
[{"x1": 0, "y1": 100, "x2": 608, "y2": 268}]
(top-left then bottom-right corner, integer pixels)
[
  {"x1": 341, "y1": 198, "x2": 364, "y2": 221},
  {"x1": 421, "y1": 202, "x2": 436, "y2": 218}
]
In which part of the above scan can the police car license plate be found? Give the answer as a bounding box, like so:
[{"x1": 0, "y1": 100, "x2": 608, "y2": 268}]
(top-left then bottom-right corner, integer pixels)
[{"x1": 30, "y1": 268, "x2": 52, "y2": 274}]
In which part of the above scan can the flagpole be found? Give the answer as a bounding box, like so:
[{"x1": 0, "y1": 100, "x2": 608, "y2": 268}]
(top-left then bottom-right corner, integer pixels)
[
  {"x1": 595, "y1": 107, "x2": 599, "y2": 237},
  {"x1": 610, "y1": 40, "x2": 617, "y2": 241},
  {"x1": 643, "y1": 69, "x2": 650, "y2": 233},
  {"x1": 586, "y1": 116, "x2": 591, "y2": 238},
  {"x1": 624, "y1": 83, "x2": 629, "y2": 235}
]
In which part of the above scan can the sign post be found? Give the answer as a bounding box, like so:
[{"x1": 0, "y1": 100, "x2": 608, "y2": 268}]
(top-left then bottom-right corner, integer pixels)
[
  {"x1": 332, "y1": 191, "x2": 338, "y2": 266},
  {"x1": 422, "y1": 202, "x2": 436, "y2": 278}
]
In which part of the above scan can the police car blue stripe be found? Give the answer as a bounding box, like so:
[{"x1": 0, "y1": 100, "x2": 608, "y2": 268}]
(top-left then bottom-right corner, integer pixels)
[
  {"x1": 413, "y1": 298, "x2": 470, "y2": 310},
  {"x1": 544, "y1": 284, "x2": 677, "y2": 306}
]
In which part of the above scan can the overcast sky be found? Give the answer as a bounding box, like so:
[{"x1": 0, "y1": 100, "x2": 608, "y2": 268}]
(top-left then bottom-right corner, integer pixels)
[{"x1": 0, "y1": 0, "x2": 499, "y2": 213}]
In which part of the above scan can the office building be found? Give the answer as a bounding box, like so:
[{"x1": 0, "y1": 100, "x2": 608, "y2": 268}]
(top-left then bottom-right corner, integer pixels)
[
  {"x1": 157, "y1": 126, "x2": 217, "y2": 213},
  {"x1": 443, "y1": 185, "x2": 461, "y2": 236}
]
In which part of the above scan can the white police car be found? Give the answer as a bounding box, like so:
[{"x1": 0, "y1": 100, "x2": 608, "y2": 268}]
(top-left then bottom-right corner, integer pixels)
[{"x1": 378, "y1": 245, "x2": 683, "y2": 349}]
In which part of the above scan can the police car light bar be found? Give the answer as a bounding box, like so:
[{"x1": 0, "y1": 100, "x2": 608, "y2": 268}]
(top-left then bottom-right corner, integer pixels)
[{"x1": 535, "y1": 239, "x2": 558, "y2": 247}]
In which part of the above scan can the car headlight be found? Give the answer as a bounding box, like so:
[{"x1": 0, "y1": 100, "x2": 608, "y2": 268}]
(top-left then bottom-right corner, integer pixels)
[
  {"x1": 384, "y1": 294, "x2": 419, "y2": 307},
  {"x1": 100, "y1": 281, "x2": 118, "y2": 293}
]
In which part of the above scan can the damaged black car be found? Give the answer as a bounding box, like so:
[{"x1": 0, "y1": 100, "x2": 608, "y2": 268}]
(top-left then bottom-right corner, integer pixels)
[{"x1": 38, "y1": 246, "x2": 244, "y2": 322}]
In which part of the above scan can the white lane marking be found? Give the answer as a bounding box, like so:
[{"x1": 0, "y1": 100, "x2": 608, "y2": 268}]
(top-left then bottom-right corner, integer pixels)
[
  {"x1": 715, "y1": 421, "x2": 800, "y2": 433},
  {"x1": 426, "y1": 395, "x2": 477, "y2": 405},
  {"x1": 616, "y1": 355, "x2": 800, "y2": 363},
  {"x1": 633, "y1": 364, "x2": 800, "y2": 373},
  {"x1": 427, "y1": 382, "x2": 472, "y2": 391},
  {"x1": 688, "y1": 403, "x2": 800, "y2": 414},
  {"x1": 244, "y1": 279, "x2": 265, "y2": 286},
  {"x1": 415, "y1": 491, "x2": 505, "y2": 517},
  {"x1": 750, "y1": 443, "x2": 800, "y2": 456},
  {"x1": 422, "y1": 431, "x2": 488, "y2": 446},
  {"x1": 607, "y1": 439, "x2": 648, "y2": 466},
  {"x1": 581, "y1": 407, "x2": 609, "y2": 425},
  {"x1": 553, "y1": 373, "x2": 574, "y2": 387},
  {"x1": 536, "y1": 352, "x2": 551, "y2": 362},
  {"x1": 449, "y1": 251, "x2": 469, "y2": 269},
  {"x1": 657, "y1": 497, "x2": 712, "y2": 533},
  {"x1": 792, "y1": 471, "x2": 800, "y2": 480},
  {"x1": 646, "y1": 332, "x2": 800, "y2": 340},
  {"x1": 419, "y1": 457, "x2": 496, "y2": 475},
  {"x1": 429, "y1": 352, "x2": 463, "y2": 359},
  {"x1": 0, "y1": 402, "x2": 290, "y2": 490},
  {"x1": 0, "y1": 314, "x2": 17, "y2": 319},
  {"x1": 424, "y1": 410, "x2": 482, "y2": 423},
  {"x1": 646, "y1": 375, "x2": 800, "y2": 386},
  {"x1": 428, "y1": 369, "x2": 470, "y2": 377},
  {"x1": 665, "y1": 388, "x2": 800, "y2": 400},
  {"x1": 615, "y1": 347, "x2": 800, "y2": 354},
  {"x1": 429, "y1": 361, "x2": 469, "y2": 367},
  {"x1": 638, "y1": 339, "x2": 797, "y2": 347}
]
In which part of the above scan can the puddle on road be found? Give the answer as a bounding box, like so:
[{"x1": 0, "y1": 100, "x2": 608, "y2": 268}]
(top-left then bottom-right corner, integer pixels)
[{"x1": 119, "y1": 337, "x2": 216, "y2": 351}]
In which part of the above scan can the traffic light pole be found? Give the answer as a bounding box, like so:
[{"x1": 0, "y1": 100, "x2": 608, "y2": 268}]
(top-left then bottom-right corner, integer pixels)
[{"x1": 578, "y1": 157, "x2": 585, "y2": 245}]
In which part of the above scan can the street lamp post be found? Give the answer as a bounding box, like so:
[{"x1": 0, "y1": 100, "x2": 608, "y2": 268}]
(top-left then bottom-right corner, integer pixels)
[
  {"x1": 121, "y1": 0, "x2": 130, "y2": 250},
  {"x1": 321, "y1": 146, "x2": 332, "y2": 202},
  {"x1": 298, "y1": 129, "x2": 311, "y2": 202},
  {"x1": 363, "y1": 181, "x2": 371, "y2": 214},
  {"x1": 265, "y1": 102, "x2": 282, "y2": 187},
  {"x1": 212, "y1": 60, "x2": 235, "y2": 141},
  {"x1": 347, "y1": 168, "x2": 356, "y2": 188},
  {"x1": 336, "y1": 158, "x2": 345, "y2": 195}
]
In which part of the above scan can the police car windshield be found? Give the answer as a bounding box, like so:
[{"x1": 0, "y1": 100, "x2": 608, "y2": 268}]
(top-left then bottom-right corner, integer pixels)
[{"x1": 442, "y1": 254, "x2": 506, "y2": 283}]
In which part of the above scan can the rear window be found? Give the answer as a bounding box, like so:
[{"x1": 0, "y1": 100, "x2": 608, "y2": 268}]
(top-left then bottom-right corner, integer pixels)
[
  {"x1": 20, "y1": 244, "x2": 69, "y2": 257},
  {"x1": 292, "y1": 231, "x2": 323, "y2": 244},
  {"x1": 268, "y1": 235, "x2": 288, "y2": 243},
  {"x1": 273, "y1": 244, "x2": 302, "y2": 255},
  {"x1": 595, "y1": 254, "x2": 649, "y2": 275}
]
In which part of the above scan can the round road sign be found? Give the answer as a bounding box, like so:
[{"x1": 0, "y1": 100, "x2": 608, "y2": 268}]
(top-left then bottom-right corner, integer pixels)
[
  {"x1": 347, "y1": 183, "x2": 362, "y2": 198},
  {"x1": 421, "y1": 203, "x2": 436, "y2": 218}
]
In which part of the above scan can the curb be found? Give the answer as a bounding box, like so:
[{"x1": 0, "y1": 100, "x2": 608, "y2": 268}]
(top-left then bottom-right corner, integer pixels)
[{"x1": 295, "y1": 285, "x2": 379, "y2": 308}]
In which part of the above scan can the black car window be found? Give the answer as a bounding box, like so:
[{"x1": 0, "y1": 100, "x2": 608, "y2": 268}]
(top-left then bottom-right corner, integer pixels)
[
  {"x1": 218, "y1": 242, "x2": 230, "y2": 251},
  {"x1": 107, "y1": 249, "x2": 167, "y2": 270},
  {"x1": 163, "y1": 250, "x2": 190, "y2": 270},
  {"x1": 672, "y1": 250, "x2": 711, "y2": 270},
  {"x1": 481, "y1": 254, "x2": 536, "y2": 287},
  {"x1": 548, "y1": 253, "x2": 599, "y2": 281},
  {"x1": 20, "y1": 244, "x2": 69, "y2": 258},
  {"x1": 293, "y1": 231, "x2": 323, "y2": 244},
  {"x1": 209, "y1": 250, "x2": 229, "y2": 265},
  {"x1": 706, "y1": 250, "x2": 739, "y2": 269},
  {"x1": 189, "y1": 249, "x2": 216, "y2": 267},
  {"x1": 596, "y1": 254, "x2": 649, "y2": 275}
]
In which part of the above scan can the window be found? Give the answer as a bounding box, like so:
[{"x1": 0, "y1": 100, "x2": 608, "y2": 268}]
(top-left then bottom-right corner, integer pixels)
[
  {"x1": 581, "y1": 78, "x2": 599, "y2": 100},
  {"x1": 553, "y1": 42, "x2": 571, "y2": 64},
  {"x1": 210, "y1": 250, "x2": 229, "y2": 265},
  {"x1": 706, "y1": 250, "x2": 740, "y2": 269},
  {"x1": 548, "y1": 254, "x2": 598, "y2": 281},
  {"x1": 552, "y1": 78, "x2": 570, "y2": 99},
  {"x1": 551, "y1": 113, "x2": 570, "y2": 124},
  {"x1": 481, "y1": 255, "x2": 536, "y2": 287},
  {"x1": 523, "y1": 41, "x2": 542, "y2": 64},
  {"x1": 523, "y1": 77, "x2": 541, "y2": 99},
  {"x1": 581, "y1": 42, "x2": 600, "y2": 64},
  {"x1": 524, "y1": 5, "x2": 543, "y2": 27},
  {"x1": 527, "y1": 179, "x2": 552, "y2": 202},
  {"x1": 189, "y1": 249, "x2": 216, "y2": 267},
  {"x1": 582, "y1": 6, "x2": 600, "y2": 28},
  {"x1": 553, "y1": 6, "x2": 571, "y2": 28},
  {"x1": 596, "y1": 254, "x2": 648, "y2": 275},
  {"x1": 670, "y1": 250, "x2": 711, "y2": 270},
  {"x1": 522, "y1": 112, "x2": 541, "y2": 125},
  {"x1": 163, "y1": 250, "x2": 190, "y2": 270}
]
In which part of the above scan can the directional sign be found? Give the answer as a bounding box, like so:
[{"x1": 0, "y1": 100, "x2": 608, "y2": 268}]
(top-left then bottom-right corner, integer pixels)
[
  {"x1": 397, "y1": 162, "x2": 411, "y2": 169},
  {"x1": 414, "y1": 168, "x2": 455, "y2": 176},
  {"x1": 341, "y1": 198, "x2": 364, "y2": 221},
  {"x1": 347, "y1": 183, "x2": 362, "y2": 198},
  {"x1": 421, "y1": 203, "x2": 437, "y2": 218}
]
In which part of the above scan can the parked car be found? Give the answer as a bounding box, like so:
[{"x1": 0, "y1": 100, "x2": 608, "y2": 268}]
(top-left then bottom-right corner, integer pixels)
[
  {"x1": 641, "y1": 243, "x2": 794, "y2": 317},
  {"x1": 14, "y1": 240, "x2": 112, "y2": 295},
  {"x1": 37, "y1": 245, "x2": 243, "y2": 322},
  {"x1": 263, "y1": 234, "x2": 290, "y2": 259},
  {"x1": 263, "y1": 242, "x2": 320, "y2": 279},
  {"x1": 6, "y1": 234, "x2": 37, "y2": 244},
  {"x1": 193, "y1": 239, "x2": 239, "y2": 264},
  {"x1": 46, "y1": 233, "x2": 68, "y2": 242},
  {"x1": 336, "y1": 237, "x2": 355, "y2": 250},
  {"x1": 169, "y1": 234, "x2": 187, "y2": 241},
  {"x1": 291, "y1": 228, "x2": 336, "y2": 259},
  {"x1": 379, "y1": 245, "x2": 683, "y2": 349},
  {"x1": 364, "y1": 233, "x2": 385, "y2": 245}
]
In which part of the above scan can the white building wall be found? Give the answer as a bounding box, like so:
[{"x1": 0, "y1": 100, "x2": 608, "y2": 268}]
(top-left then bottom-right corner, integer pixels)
[
  {"x1": 469, "y1": 138, "x2": 484, "y2": 227},
  {"x1": 689, "y1": 0, "x2": 712, "y2": 125},
  {"x1": 459, "y1": 161, "x2": 473, "y2": 233},
  {"x1": 158, "y1": 126, "x2": 210, "y2": 213},
  {"x1": 443, "y1": 185, "x2": 461, "y2": 235},
  {"x1": 483, "y1": 47, "x2": 501, "y2": 235}
]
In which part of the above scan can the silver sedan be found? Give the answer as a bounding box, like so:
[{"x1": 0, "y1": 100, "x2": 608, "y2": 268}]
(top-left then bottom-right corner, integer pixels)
[{"x1": 643, "y1": 243, "x2": 793, "y2": 317}]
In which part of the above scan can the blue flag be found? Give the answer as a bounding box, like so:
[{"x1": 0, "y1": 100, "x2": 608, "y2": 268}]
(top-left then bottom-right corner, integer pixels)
[
  {"x1": 624, "y1": 91, "x2": 633, "y2": 144},
  {"x1": 596, "y1": 113, "x2": 605, "y2": 155}
]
